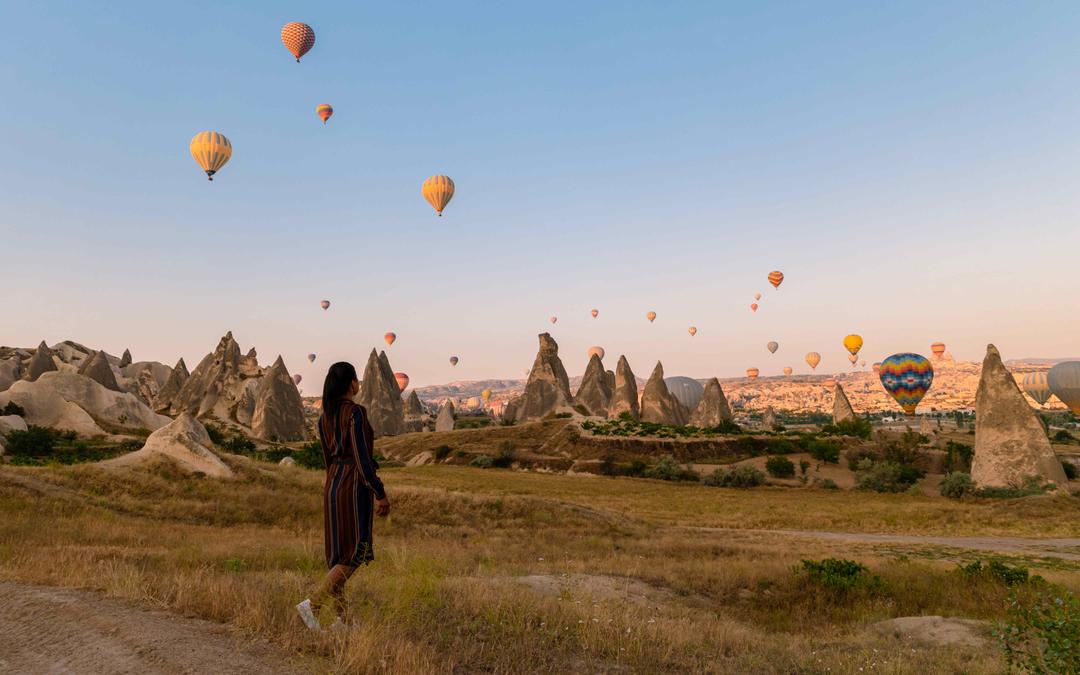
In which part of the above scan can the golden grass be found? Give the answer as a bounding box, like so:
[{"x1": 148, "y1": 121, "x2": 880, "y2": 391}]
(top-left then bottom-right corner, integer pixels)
[{"x1": 2, "y1": 459, "x2": 1077, "y2": 673}]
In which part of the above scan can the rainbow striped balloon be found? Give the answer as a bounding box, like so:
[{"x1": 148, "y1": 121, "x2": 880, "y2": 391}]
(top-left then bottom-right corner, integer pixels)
[{"x1": 879, "y1": 353, "x2": 933, "y2": 416}]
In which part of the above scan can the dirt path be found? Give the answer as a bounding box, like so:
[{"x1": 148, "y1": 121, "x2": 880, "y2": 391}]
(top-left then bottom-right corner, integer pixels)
[{"x1": 0, "y1": 582, "x2": 307, "y2": 675}]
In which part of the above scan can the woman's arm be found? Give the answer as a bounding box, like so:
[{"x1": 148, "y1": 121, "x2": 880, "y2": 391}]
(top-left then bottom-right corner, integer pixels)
[{"x1": 351, "y1": 406, "x2": 386, "y2": 500}]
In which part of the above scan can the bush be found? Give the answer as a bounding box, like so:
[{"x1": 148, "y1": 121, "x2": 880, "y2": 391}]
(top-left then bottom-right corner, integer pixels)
[
  {"x1": 3, "y1": 425, "x2": 58, "y2": 457},
  {"x1": 799, "y1": 460, "x2": 810, "y2": 476},
  {"x1": 944, "y1": 441, "x2": 974, "y2": 472},
  {"x1": 645, "y1": 455, "x2": 699, "y2": 482},
  {"x1": 1062, "y1": 461, "x2": 1078, "y2": 481},
  {"x1": 470, "y1": 454, "x2": 495, "y2": 469},
  {"x1": 845, "y1": 447, "x2": 879, "y2": 471},
  {"x1": 808, "y1": 439, "x2": 841, "y2": 464},
  {"x1": 204, "y1": 424, "x2": 226, "y2": 445},
  {"x1": 801, "y1": 558, "x2": 878, "y2": 592},
  {"x1": 997, "y1": 589, "x2": 1080, "y2": 674},
  {"x1": 433, "y1": 444, "x2": 453, "y2": 461},
  {"x1": 940, "y1": 472, "x2": 976, "y2": 499},
  {"x1": 880, "y1": 429, "x2": 927, "y2": 467},
  {"x1": 1053, "y1": 429, "x2": 1075, "y2": 444},
  {"x1": 814, "y1": 478, "x2": 839, "y2": 490},
  {"x1": 704, "y1": 465, "x2": 765, "y2": 488},
  {"x1": 1, "y1": 401, "x2": 26, "y2": 417},
  {"x1": 821, "y1": 417, "x2": 872, "y2": 439},
  {"x1": 765, "y1": 455, "x2": 796, "y2": 478},
  {"x1": 219, "y1": 432, "x2": 256, "y2": 455},
  {"x1": 492, "y1": 440, "x2": 515, "y2": 468},
  {"x1": 960, "y1": 560, "x2": 1032, "y2": 587},
  {"x1": 974, "y1": 476, "x2": 1052, "y2": 499},
  {"x1": 854, "y1": 460, "x2": 923, "y2": 493}
]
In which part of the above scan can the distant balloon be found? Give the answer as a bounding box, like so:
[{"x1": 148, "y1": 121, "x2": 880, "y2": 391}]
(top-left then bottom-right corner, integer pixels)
[
  {"x1": 550, "y1": 316, "x2": 558, "y2": 325},
  {"x1": 1021, "y1": 371, "x2": 1052, "y2": 407},
  {"x1": 931, "y1": 342, "x2": 946, "y2": 359},
  {"x1": 320, "y1": 300, "x2": 330, "y2": 310},
  {"x1": 587, "y1": 346, "x2": 605, "y2": 360},
  {"x1": 281, "y1": 22, "x2": 316, "y2": 62},
  {"x1": 422, "y1": 175, "x2": 455, "y2": 216},
  {"x1": 384, "y1": 332, "x2": 396, "y2": 346},
  {"x1": 646, "y1": 311, "x2": 657, "y2": 323},
  {"x1": 664, "y1": 376, "x2": 705, "y2": 411},
  {"x1": 591, "y1": 309, "x2": 599, "y2": 319},
  {"x1": 189, "y1": 131, "x2": 232, "y2": 181},
  {"x1": 746, "y1": 368, "x2": 759, "y2": 379},
  {"x1": 879, "y1": 353, "x2": 934, "y2": 416},
  {"x1": 805, "y1": 352, "x2": 821, "y2": 370},
  {"x1": 394, "y1": 372, "x2": 409, "y2": 392},
  {"x1": 843, "y1": 334, "x2": 864, "y2": 356},
  {"x1": 783, "y1": 366, "x2": 793, "y2": 376},
  {"x1": 768, "y1": 271, "x2": 784, "y2": 289},
  {"x1": 750, "y1": 303, "x2": 758, "y2": 312},
  {"x1": 754, "y1": 292, "x2": 762, "y2": 301},
  {"x1": 848, "y1": 354, "x2": 858, "y2": 365},
  {"x1": 316, "y1": 103, "x2": 333, "y2": 124},
  {"x1": 307, "y1": 353, "x2": 316, "y2": 363},
  {"x1": 767, "y1": 341, "x2": 779, "y2": 354},
  {"x1": 292, "y1": 374, "x2": 302, "y2": 386},
  {"x1": 449, "y1": 356, "x2": 459, "y2": 367},
  {"x1": 1048, "y1": 362, "x2": 1080, "y2": 414},
  {"x1": 481, "y1": 388, "x2": 493, "y2": 403},
  {"x1": 688, "y1": 326, "x2": 697, "y2": 337}
]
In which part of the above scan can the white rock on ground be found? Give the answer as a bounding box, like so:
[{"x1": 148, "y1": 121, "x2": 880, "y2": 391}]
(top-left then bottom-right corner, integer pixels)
[{"x1": 101, "y1": 413, "x2": 233, "y2": 478}]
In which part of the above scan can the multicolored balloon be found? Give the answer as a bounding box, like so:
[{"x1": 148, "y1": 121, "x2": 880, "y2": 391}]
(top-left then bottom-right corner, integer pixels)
[
  {"x1": 422, "y1": 175, "x2": 455, "y2": 216},
  {"x1": 1048, "y1": 362, "x2": 1080, "y2": 414},
  {"x1": 281, "y1": 22, "x2": 315, "y2": 62},
  {"x1": 384, "y1": 332, "x2": 396, "y2": 346},
  {"x1": 931, "y1": 342, "x2": 946, "y2": 359},
  {"x1": 688, "y1": 326, "x2": 697, "y2": 337},
  {"x1": 189, "y1": 131, "x2": 232, "y2": 181},
  {"x1": 394, "y1": 372, "x2": 409, "y2": 392},
  {"x1": 449, "y1": 356, "x2": 459, "y2": 367},
  {"x1": 805, "y1": 352, "x2": 821, "y2": 370},
  {"x1": 768, "y1": 271, "x2": 784, "y2": 289},
  {"x1": 316, "y1": 103, "x2": 333, "y2": 124},
  {"x1": 320, "y1": 300, "x2": 330, "y2": 310},
  {"x1": 1021, "y1": 371, "x2": 1051, "y2": 406},
  {"x1": 587, "y1": 346, "x2": 605, "y2": 360},
  {"x1": 646, "y1": 311, "x2": 657, "y2": 323},
  {"x1": 746, "y1": 368, "x2": 759, "y2": 379},
  {"x1": 843, "y1": 334, "x2": 863, "y2": 356},
  {"x1": 879, "y1": 353, "x2": 934, "y2": 416},
  {"x1": 767, "y1": 341, "x2": 778, "y2": 354}
]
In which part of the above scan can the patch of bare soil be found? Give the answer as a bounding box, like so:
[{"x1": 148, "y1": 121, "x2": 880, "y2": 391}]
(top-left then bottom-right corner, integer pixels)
[
  {"x1": 869, "y1": 615, "x2": 990, "y2": 648},
  {"x1": 513, "y1": 573, "x2": 692, "y2": 609},
  {"x1": 0, "y1": 582, "x2": 307, "y2": 675}
]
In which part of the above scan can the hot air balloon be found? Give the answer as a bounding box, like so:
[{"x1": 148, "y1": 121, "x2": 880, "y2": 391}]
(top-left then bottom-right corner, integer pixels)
[
  {"x1": 394, "y1": 372, "x2": 409, "y2": 392},
  {"x1": 872, "y1": 362, "x2": 882, "y2": 374},
  {"x1": 292, "y1": 374, "x2": 303, "y2": 386},
  {"x1": 848, "y1": 354, "x2": 858, "y2": 365},
  {"x1": 1048, "y1": 362, "x2": 1080, "y2": 414},
  {"x1": 281, "y1": 22, "x2": 315, "y2": 62},
  {"x1": 587, "y1": 346, "x2": 605, "y2": 360},
  {"x1": 550, "y1": 316, "x2": 558, "y2": 325},
  {"x1": 646, "y1": 311, "x2": 657, "y2": 323},
  {"x1": 449, "y1": 356, "x2": 459, "y2": 367},
  {"x1": 783, "y1": 366, "x2": 793, "y2": 376},
  {"x1": 768, "y1": 271, "x2": 784, "y2": 289},
  {"x1": 688, "y1": 326, "x2": 697, "y2": 337},
  {"x1": 931, "y1": 342, "x2": 946, "y2": 359},
  {"x1": 316, "y1": 103, "x2": 333, "y2": 124},
  {"x1": 754, "y1": 292, "x2": 762, "y2": 301},
  {"x1": 307, "y1": 353, "x2": 316, "y2": 363},
  {"x1": 481, "y1": 388, "x2": 492, "y2": 403},
  {"x1": 805, "y1": 352, "x2": 821, "y2": 370},
  {"x1": 750, "y1": 303, "x2": 758, "y2": 312},
  {"x1": 1021, "y1": 371, "x2": 1052, "y2": 406},
  {"x1": 746, "y1": 368, "x2": 759, "y2": 379},
  {"x1": 189, "y1": 131, "x2": 232, "y2": 181},
  {"x1": 422, "y1": 175, "x2": 455, "y2": 216},
  {"x1": 843, "y1": 334, "x2": 864, "y2": 356},
  {"x1": 767, "y1": 341, "x2": 778, "y2": 354},
  {"x1": 384, "y1": 332, "x2": 396, "y2": 346},
  {"x1": 879, "y1": 353, "x2": 934, "y2": 416},
  {"x1": 591, "y1": 309, "x2": 599, "y2": 319},
  {"x1": 320, "y1": 300, "x2": 330, "y2": 310}
]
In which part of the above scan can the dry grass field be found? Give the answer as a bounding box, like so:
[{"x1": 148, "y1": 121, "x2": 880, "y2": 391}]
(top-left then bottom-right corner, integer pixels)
[{"x1": 2, "y1": 452, "x2": 1079, "y2": 673}]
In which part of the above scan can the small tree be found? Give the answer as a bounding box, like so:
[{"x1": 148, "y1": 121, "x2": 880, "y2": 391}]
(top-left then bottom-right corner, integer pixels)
[{"x1": 765, "y1": 455, "x2": 796, "y2": 478}]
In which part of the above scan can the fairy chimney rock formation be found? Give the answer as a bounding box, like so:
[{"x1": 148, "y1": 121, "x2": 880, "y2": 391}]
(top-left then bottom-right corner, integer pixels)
[
  {"x1": 763, "y1": 407, "x2": 778, "y2": 430},
  {"x1": 971, "y1": 344, "x2": 1068, "y2": 490},
  {"x1": 640, "y1": 362, "x2": 688, "y2": 425},
  {"x1": 26, "y1": 342, "x2": 58, "y2": 382},
  {"x1": 435, "y1": 401, "x2": 455, "y2": 432},
  {"x1": 575, "y1": 354, "x2": 612, "y2": 417},
  {"x1": 832, "y1": 384, "x2": 855, "y2": 424},
  {"x1": 689, "y1": 378, "x2": 733, "y2": 427},
  {"x1": 404, "y1": 391, "x2": 425, "y2": 417},
  {"x1": 608, "y1": 355, "x2": 640, "y2": 420},
  {"x1": 514, "y1": 333, "x2": 574, "y2": 422},
  {"x1": 79, "y1": 350, "x2": 122, "y2": 392},
  {"x1": 153, "y1": 358, "x2": 189, "y2": 413},
  {"x1": 251, "y1": 356, "x2": 306, "y2": 442},
  {"x1": 171, "y1": 331, "x2": 245, "y2": 419},
  {"x1": 357, "y1": 349, "x2": 405, "y2": 437},
  {"x1": 119, "y1": 349, "x2": 132, "y2": 368}
]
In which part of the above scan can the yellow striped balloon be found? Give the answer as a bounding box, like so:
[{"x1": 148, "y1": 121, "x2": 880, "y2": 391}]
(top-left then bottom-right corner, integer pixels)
[
  {"x1": 189, "y1": 131, "x2": 232, "y2": 181},
  {"x1": 422, "y1": 175, "x2": 455, "y2": 216}
]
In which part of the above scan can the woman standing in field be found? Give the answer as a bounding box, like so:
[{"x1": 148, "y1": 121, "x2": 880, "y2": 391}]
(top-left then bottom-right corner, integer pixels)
[{"x1": 296, "y1": 362, "x2": 390, "y2": 631}]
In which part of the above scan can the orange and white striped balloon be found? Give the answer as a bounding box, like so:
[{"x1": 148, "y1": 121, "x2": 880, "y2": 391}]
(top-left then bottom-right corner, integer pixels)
[
  {"x1": 422, "y1": 175, "x2": 455, "y2": 216},
  {"x1": 281, "y1": 22, "x2": 315, "y2": 62},
  {"x1": 768, "y1": 270, "x2": 784, "y2": 289}
]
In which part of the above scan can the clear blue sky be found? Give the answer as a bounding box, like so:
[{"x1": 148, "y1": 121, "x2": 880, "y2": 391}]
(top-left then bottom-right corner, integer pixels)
[{"x1": 3, "y1": 1, "x2": 1080, "y2": 390}]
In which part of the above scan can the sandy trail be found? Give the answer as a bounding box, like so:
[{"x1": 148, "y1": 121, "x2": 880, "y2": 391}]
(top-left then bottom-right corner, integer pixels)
[{"x1": 0, "y1": 582, "x2": 306, "y2": 675}]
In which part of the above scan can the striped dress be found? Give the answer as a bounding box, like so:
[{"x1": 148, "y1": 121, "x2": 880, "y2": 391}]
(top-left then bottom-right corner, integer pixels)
[{"x1": 318, "y1": 400, "x2": 386, "y2": 568}]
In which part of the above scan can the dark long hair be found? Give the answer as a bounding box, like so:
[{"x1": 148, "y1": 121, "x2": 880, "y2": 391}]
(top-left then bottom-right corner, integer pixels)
[{"x1": 322, "y1": 361, "x2": 358, "y2": 412}]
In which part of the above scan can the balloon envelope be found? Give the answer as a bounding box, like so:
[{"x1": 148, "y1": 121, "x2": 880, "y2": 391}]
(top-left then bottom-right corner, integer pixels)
[
  {"x1": 394, "y1": 372, "x2": 409, "y2": 392},
  {"x1": 307, "y1": 353, "x2": 316, "y2": 363},
  {"x1": 281, "y1": 22, "x2": 315, "y2": 61},
  {"x1": 587, "y1": 346, "x2": 605, "y2": 360},
  {"x1": 879, "y1": 353, "x2": 934, "y2": 416},
  {"x1": 1048, "y1": 362, "x2": 1080, "y2": 413},
  {"x1": 805, "y1": 352, "x2": 821, "y2": 370},
  {"x1": 750, "y1": 303, "x2": 758, "y2": 312},
  {"x1": 292, "y1": 374, "x2": 302, "y2": 386},
  {"x1": 783, "y1": 367, "x2": 793, "y2": 376},
  {"x1": 664, "y1": 377, "x2": 705, "y2": 411},
  {"x1": 767, "y1": 341, "x2": 778, "y2": 354},
  {"x1": 591, "y1": 309, "x2": 599, "y2": 318},
  {"x1": 422, "y1": 175, "x2": 455, "y2": 216},
  {"x1": 746, "y1": 368, "x2": 759, "y2": 379},
  {"x1": 190, "y1": 131, "x2": 232, "y2": 181},
  {"x1": 688, "y1": 326, "x2": 697, "y2": 337},
  {"x1": 550, "y1": 316, "x2": 558, "y2": 324},
  {"x1": 449, "y1": 356, "x2": 459, "y2": 366},
  {"x1": 768, "y1": 271, "x2": 784, "y2": 288},
  {"x1": 931, "y1": 342, "x2": 946, "y2": 358},
  {"x1": 320, "y1": 300, "x2": 330, "y2": 310},
  {"x1": 754, "y1": 292, "x2": 762, "y2": 301},
  {"x1": 481, "y1": 388, "x2": 492, "y2": 402},
  {"x1": 384, "y1": 332, "x2": 396, "y2": 346},
  {"x1": 316, "y1": 103, "x2": 333, "y2": 124},
  {"x1": 1021, "y1": 371, "x2": 1052, "y2": 406},
  {"x1": 646, "y1": 311, "x2": 657, "y2": 322},
  {"x1": 843, "y1": 334, "x2": 863, "y2": 356}
]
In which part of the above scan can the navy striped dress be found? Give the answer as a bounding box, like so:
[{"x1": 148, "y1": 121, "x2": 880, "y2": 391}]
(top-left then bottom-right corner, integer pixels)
[{"x1": 318, "y1": 400, "x2": 386, "y2": 568}]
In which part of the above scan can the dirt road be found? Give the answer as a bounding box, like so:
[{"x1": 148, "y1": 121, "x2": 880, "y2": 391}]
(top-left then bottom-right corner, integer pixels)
[{"x1": 0, "y1": 582, "x2": 306, "y2": 674}]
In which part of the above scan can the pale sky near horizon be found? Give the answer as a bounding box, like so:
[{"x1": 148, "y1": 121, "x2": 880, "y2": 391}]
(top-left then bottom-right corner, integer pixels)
[{"x1": 3, "y1": 2, "x2": 1080, "y2": 391}]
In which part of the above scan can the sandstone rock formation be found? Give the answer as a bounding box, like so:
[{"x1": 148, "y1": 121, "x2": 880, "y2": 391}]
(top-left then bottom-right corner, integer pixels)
[
  {"x1": 640, "y1": 362, "x2": 688, "y2": 425},
  {"x1": 357, "y1": 349, "x2": 405, "y2": 437},
  {"x1": 0, "y1": 356, "x2": 23, "y2": 392},
  {"x1": 153, "y1": 358, "x2": 189, "y2": 413},
  {"x1": 608, "y1": 356, "x2": 640, "y2": 420},
  {"x1": 971, "y1": 344, "x2": 1068, "y2": 489},
  {"x1": 79, "y1": 351, "x2": 122, "y2": 392},
  {"x1": 103, "y1": 413, "x2": 233, "y2": 478},
  {"x1": 404, "y1": 391, "x2": 425, "y2": 417},
  {"x1": 120, "y1": 361, "x2": 172, "y2": 405},
  {"x1": 279, "y1": 456, "x2": 296, "y2": 468},
  {"x1": 251, "y1": 357, "x2": 306, "y2": 442},
  {"x1": 25, "y1": 342, "x2": 58, "y2": 382},
  {"x1": 119, "y1": 349, "x2": 132, "y2": 368},
  {"x1": 435, "y1": 401, "x2": 455, "y2": 432},
  {"x1": 0, "y1": 371, "x2": 170, "y2": 434},
  {"x1": 763, "y1": 407, "x2": 778, "y2": 430},
  {"x1": 689, "y1": 378, "x2": 733, "y2": 427},
  {"x1": 513, "y1": 333, "x2": 574, "y2": 422},
  {"x1": 575, "y1": 354, "x2": 612, "y2": 417},
  {"x1": 832, "y1": 384, "x2": 855, "y2": 423}
]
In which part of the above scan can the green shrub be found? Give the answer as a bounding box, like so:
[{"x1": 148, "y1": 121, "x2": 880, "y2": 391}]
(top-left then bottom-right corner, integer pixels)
[
  {"x1": 944, "y1": 441, "x2": 974, "y2": 472},
  {"x1": 880, "y1": 429, "x2": 926, "y2": 466},
  {"x1": 1, "y1": 401, "x2": 26, "y2": 417},
  {"x1": 470, "y1": 455, "x2": 495, "y2": 469},
  {"x1": 997, "y1": 589, "x2": 1080, "y2": 674},
  {"x1": 704, "y1": 465, "x2": 765, "y2": 488},
  {"x1": 814, "y1": 478, "x2": 839, "y2": 490},
  {"x1": 3, "y1": 425, "x2": 58, "y2": 457},
  {"x1": 975, "y1": 476, "x2": 1052, "y2": 499},
  {"x1": 808, "y1": 439, "x2": 841, "y2": 464},
  {"x1": 821, "y1": 417, "x2": 872, "y2": 439},
  {"x1": 940, "y1": 472, "x2": 975, "y2": 499},
  {"x1": 845, "y1": 447, "x2": 879, "y2": 471},
  {"x1": 204, "y1": 424, "x2": 226, "y2": 445},
  {"x1": 960, "y1": 560, "x2": 1032, "y2": 587},
  {"x1": 854, "y1": 460, "x2": 923, "y2": 493},
  {"x1": 219, "y1": 432, "x2": 256, "y2": 455},
  {"x1": 1062, "y1": 461, "x2": 1078, "y2": 481},
  {"x1": 433, "y1": 444, "x2": 453, "y2": 461},
  {"x1": 1053, "y1": 429, "x2": 1075, "y2": 444},
  {"x1": 765, "y1": 455, "x2": 796, "y2": 478},
  {"x1": 801, "y1": 558, "x2": 879, "y2": 592},
  {"x1": 799, "y1": 460, "x2": 811, "y2": 476},
  {"x1": 645, "y1": 455, "x2": 699, "y2": 482}
]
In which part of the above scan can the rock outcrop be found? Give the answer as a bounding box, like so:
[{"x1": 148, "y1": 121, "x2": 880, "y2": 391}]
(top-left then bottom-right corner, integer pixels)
[
  {"x1": 357, "y1": 349, "x2": 404, "y2": 437},
  {"x1": 435, "y1": 401, "x2": 455, "y2": 432},
  {"x1": 763, "y1": 406, "x2": 778, "y2": 430},
  {"x1": 608, "y1": 356, "x2": 640, "y2": 420},
  {"x1": 79, "y1": 351, "x2": 122, "y2": 392},
  {"x1": 169, "y1": 332, "x2": 275, "y2": 430},
  {"x1": 639, "y1": 362, "x2": 688, "y2": 425},
  {"x1": 120, "y1": 361, "x2": 172, "y2": 405},
  {"x1": 119, "y1": 349, "x2": 132, "y2": 368},
  {"x1": 575, "y1": 354, "x2": 612, "y2": 417},
  {"x1": 689, "y1": 378, "x2": 733, "y2": 427},
  {"x1": 0, "y1": 357, "x2": 23, "y2": 392},
  {"x1": 404, "y1": 391, "x2": 425, "y2": 417},
  {"x1": 5, "y1": 371, "x2": 169, "y2": 432},
  {"x1": 153, "y1": 358, "x2": 189, "y2": 413},
  {"x1": 832, "y1": 384, "x2": 855, "y2": 423},
  {"x1": 514, "y1": 333, "x2": 574, "y2": 422},
  {"x1": 25, "y1": 342, "x2": 58, "y2": 382},
  {"x1": 251, "y1": 357, "x2": 306, "y2": 442},
  {"x1": 103, "y1": 413, "x2": 233, "y2": 479},
  {"x1": 971, "y1": 345, "x2": 1068, "y2": 490}
]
